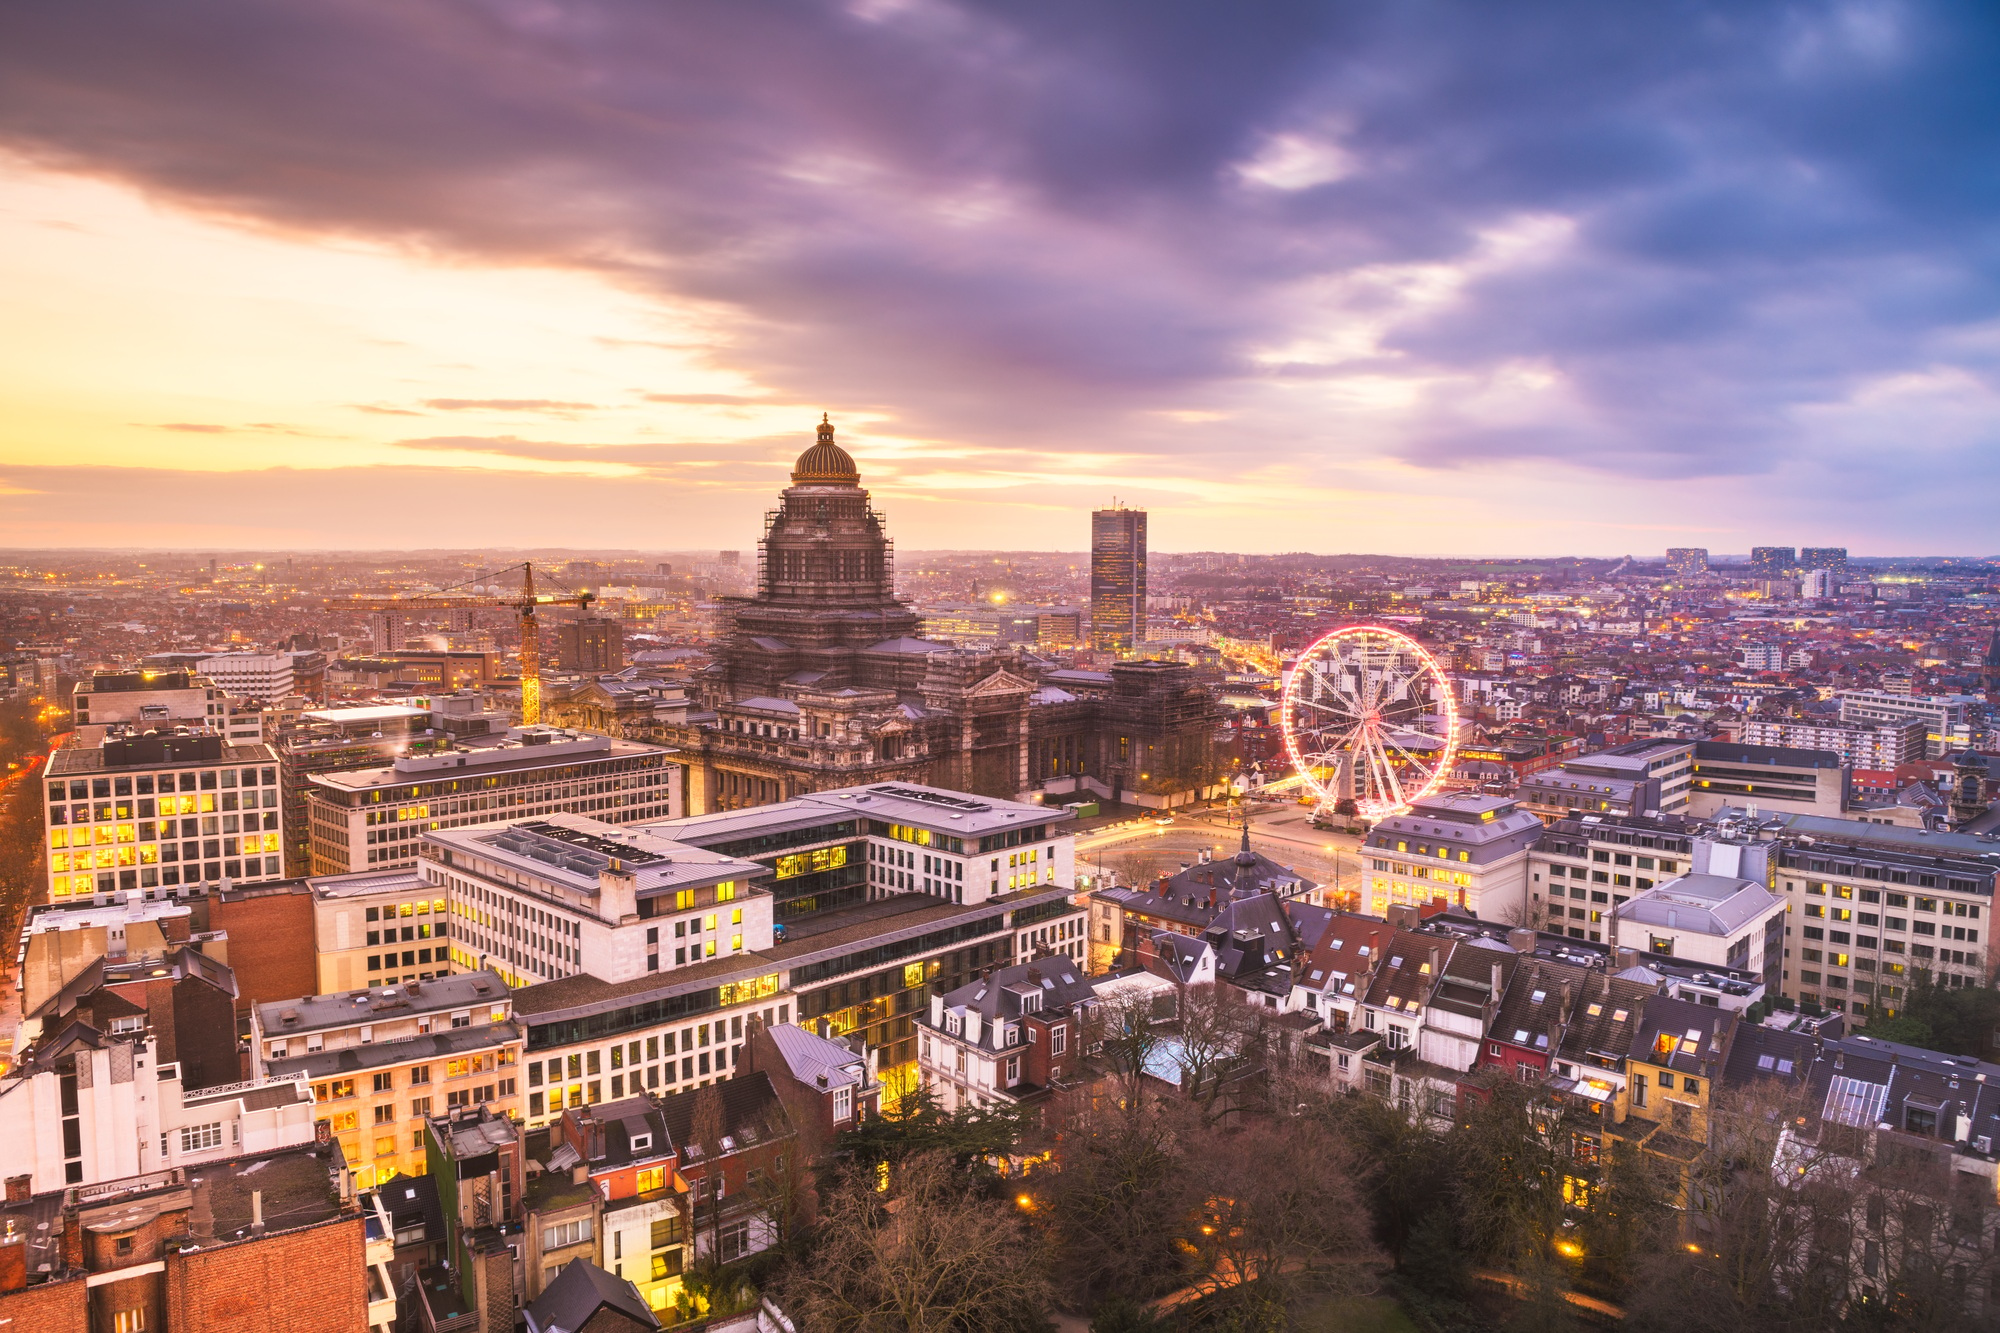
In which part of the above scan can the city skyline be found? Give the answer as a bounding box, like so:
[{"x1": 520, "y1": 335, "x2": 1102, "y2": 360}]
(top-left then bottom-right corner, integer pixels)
[{"x1": 4, "y1": 5, "x2": 2000, "y2": 553}]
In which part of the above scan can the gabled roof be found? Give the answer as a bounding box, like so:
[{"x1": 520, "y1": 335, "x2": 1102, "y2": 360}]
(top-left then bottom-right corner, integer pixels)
[
  {"x1": 524, "y1": 1259, "x2": 659, "y2": 1333},
  {"x1": 656, "y1": 1071, "x2": 793, "y2": 1164},
  {"x1": 765, "y1": 1023, "x2": 872, "y2": 1093},
  {"x1": 1427, "y1": 935, "x2": 1518, "y2": 1022},
  {"x1": 1628, "y1": 993, "x2": 1736, "y2": 1077},
  {"x1": 1359, "y1": 929, "x2": 1453, "y2": 1016},
  {"x1": 1556, "y1": 973, "x2": 1655, "y2": 1066},
  {"x1": 941, "y1": 957, "x2": 1094, "y2": 1028},
  {"x1": 1294, "y1": 913, "x2": 1392, "y2": 1000},
  {"x1": 1488, "y1": 957, "x2": 1591, "y2": 1054}
]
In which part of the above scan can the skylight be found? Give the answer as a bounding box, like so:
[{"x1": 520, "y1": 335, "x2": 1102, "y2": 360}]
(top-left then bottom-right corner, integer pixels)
[{"x1": 1586, "y1": 1004, "x2": 1603, "y2": 1017}]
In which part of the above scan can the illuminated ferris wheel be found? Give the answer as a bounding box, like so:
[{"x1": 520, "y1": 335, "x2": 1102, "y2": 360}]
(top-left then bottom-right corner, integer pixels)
[{"x1": 1280, "y1": 625, "x2": 1460, "y2": 822}]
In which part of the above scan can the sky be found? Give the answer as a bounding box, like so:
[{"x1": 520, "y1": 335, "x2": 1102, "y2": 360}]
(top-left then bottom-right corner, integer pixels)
[{"x1": 1, "y1": 1, "x2": 1998, "y2": 556}]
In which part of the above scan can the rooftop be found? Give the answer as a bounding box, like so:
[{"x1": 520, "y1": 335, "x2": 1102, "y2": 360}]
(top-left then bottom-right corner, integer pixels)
[
  {"x1": 307, "y1": 867, "x2": 428, "y2": 901},
  {"x1": 1620, "y1": 873, "x2": 1784, "y2": 936},
  {"x1": 255, "y1": 970, "x2": 509, "y2": 1036},
  {"x1": 429, "y1": 815, "x2": 764, "y2": 898}
]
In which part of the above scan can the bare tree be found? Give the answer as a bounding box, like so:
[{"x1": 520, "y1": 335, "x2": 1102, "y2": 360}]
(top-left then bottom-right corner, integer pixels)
[
  {"x1": 1039, "y1": 1090, "x2": 1200, "y2": 1311},
  {"x1": 1177, "y1": 1111, "x2": 1380, "y2": 1326},
  {"x1": 777, "y1": 1151, "x2": 1055, "y2": 1333},
  {"x1": 1077, "y1": 986, "x2": 1168, "y2": 1119},
  {"x1": 1170, "y1": 983, "x2": 1260, "y2": 1124}
]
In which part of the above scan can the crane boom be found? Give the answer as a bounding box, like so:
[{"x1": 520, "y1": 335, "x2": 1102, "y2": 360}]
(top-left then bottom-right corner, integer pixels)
[{"x1": 327, "y1": 562, "x2": 593, "y2": 726}]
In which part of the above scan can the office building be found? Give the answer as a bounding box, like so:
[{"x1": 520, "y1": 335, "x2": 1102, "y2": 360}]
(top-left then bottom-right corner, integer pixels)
[
  {"x1": 1529, "y1": 812, "x2": 1700, "y2": 942},
  {"x1": 553, "y1": 617, "x2": 626, "y2": 674},
  {"x1": 462, "y1": 783, "x2": 1082, "y2": 1124},
  {"x1": 1802, "y1": 568, "x2": 1836, "y2": 599},
  {"x1": 196, "y1": 651, "x2": 300, "y2": 703},
  {"x1": 1090, "y1": 504, "x2": 1148, "y2": 654},
  {"x1": 1749, "y1": 546, "x2": 1796, "y2": 577},
  {"x1": 70, "y1": 669, "x2": 227, "y2": 744},
  {"x1": 311, "y1": 867, "x2": 448, "y2": 993},
  {"x1": 1738, "y1": 716, "x2": 1923, "y2": 770},
  {"x1": 1613, "y1": 873, "x2": 1786, "y2": 992},
  {"x1": 1037, "y1": 610, "x2": 1083, "y2": 648},
  {"x1": 1800, "y1": 546, "x2": 1848, "y2": 577},
  {"x1": 429, "y1": 813, "x2": 766, "y2": 990},
  {"x1": 44, "y1": 730, "x2": 284, "y2": 902},
  {"x1": 1360, "y1": 792, "x2": 1545, "y2": 922},
  {"x1": 1685, "y1": 741, "x2": 1848, "y2": 818},
  {"x1": 303, "y1": 726, "x2": 679, "y2": 875},
  {"x1": 1665, "y1": 547, "x2": 1708, "y2": 579},
  {"x1": 1761, "y1": 815, "x2": 1999, "y2": 1018},
  {"x1": 1837, "y1": 689, "x2": 1983, "y2": 759},
  {"x1": 1516, "y1": 739, "x2": 1695, "y2": 821},
  {"x1": 249, "y1": 970, "x2": 524, "y2": 1188}
]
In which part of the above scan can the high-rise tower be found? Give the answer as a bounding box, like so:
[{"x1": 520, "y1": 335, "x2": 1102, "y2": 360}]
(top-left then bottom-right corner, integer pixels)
[{"x1": 1090, "y1": 504, "x2": 1148, "y2": 654}]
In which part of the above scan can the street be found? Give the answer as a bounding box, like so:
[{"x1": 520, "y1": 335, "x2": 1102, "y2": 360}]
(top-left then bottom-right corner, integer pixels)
[{"x1": 1073, "y1": 803, "x2": 1367, "y2": 897}]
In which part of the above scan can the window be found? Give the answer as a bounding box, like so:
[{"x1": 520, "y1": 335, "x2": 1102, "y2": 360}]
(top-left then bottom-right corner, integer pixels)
[
  {"x1": 1051, "y1": 1026, "x2": 1068, "y2": 1057},
  {"x1": 833, "y1": 1084, "x2": 853, "y2": 1121},
  {"x1": 635, "y1": 1166, "x2": 666, "y2": 1193},
  {"x1": 114, "y1": 1311, "x2": 146, "y2": 1333},
  {"x1": 544, "y1": 1217, "x2": 594, "y2": 1249},
  {"x1": 180, "y1": 1122, "x2": 223, "y2": 1153},
  {"x1": 717, "y1": 1219, "x2": 751, "y2": 1262},
  {"x1": 372, "y1": 1071, "x2": 394, "y2": 1093}
]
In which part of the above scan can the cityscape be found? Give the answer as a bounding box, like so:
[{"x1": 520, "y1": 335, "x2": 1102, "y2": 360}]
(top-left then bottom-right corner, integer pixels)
[{"x1": 4, "y1": 6, "x2": 2000, "y2": 1333}]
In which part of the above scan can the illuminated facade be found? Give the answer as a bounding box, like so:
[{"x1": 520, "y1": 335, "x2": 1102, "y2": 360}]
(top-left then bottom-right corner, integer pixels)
[
  {"x1": 249, "y1": 970, "x2": 524, "y2": 1190},
  {"x1": 1089, "y1": 505, "x2": 1147, "y2": 653},
  {"x1": 43, "y1": 730, "x2": 284, "y2": 903},
  {"x1": 1360, "y1": 792, "x2": 1542, "y2": 923}
]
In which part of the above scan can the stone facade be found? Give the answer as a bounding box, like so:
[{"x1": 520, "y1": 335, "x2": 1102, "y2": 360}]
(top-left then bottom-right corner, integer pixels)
[{"x1": 663, "y1": 420, "x2": 1227, "y2": 813}]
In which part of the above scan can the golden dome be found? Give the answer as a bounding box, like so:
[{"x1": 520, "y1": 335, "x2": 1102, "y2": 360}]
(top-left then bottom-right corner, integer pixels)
[{"x1": 791, "y1": 414, "x2": 860, "y2": 486}]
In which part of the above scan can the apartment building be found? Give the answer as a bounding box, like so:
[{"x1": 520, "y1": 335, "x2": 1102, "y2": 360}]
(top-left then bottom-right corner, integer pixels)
[
  {"x1": 1684, "y1": 740, "x2": 1849, "y2": 819},
  {"x1": 1739, "y1": 716, "x2": 1924, "y2": 771},
  {"x1": 0, "y1": 1024, "x2": 317, "y2": 1194},
  {"x1": 250, "y1": 970, "x2": 524, "y2": 1188},
  {"x1": 1361, "y1": 791, "x2": 1544, "y2": 922},
  {"x1": 44, "y1": 729, "x2": 283, "y2": 902},
  {"x1": 304, "y1": 726, "x2": 679, "y2": 875},
  {"x1": 1759, "y1": 814, "x2": 1998, "y2": 1020}
]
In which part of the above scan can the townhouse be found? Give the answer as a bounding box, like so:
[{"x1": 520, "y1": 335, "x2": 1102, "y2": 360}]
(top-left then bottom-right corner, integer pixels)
[
  {"x1": 1362, "y1": 791, "x2": 1543, "y2": 922},
  {"x1": 917, "y1": 957, "x2": 1093, "y2": 1113}
]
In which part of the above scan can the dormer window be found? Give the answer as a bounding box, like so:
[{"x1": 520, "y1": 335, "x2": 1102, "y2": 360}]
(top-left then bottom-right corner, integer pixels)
[
  {"x1": 1022, "y1": 992, "x2": 1042, "y2": 1014},
  {"x1": 630, "y1": 1133, "x2": 651, "y2": 1152},
  {"x1": 833, "y1": 1085, "x2": 853, "y2": 1122}
]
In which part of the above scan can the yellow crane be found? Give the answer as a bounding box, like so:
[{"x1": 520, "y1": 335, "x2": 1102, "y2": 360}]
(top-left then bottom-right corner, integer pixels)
[{"x1": 338, "y1": 562, "x2": 595, "y2": 725}]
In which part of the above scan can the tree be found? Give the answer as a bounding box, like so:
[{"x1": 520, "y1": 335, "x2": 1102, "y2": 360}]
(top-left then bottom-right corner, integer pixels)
[
  {"x1": 776, "y1": 1151, "x2": 1055, "y2": 1333},
  {"x1": 1040, "y1": 1092, "x2": 1200, "y2": 1309},
  {"x1": 1176, "y1": 1111, "x2": 1379, "y2": 1328},
  {"x1": 1169, "y1": 983, "x2": 1260, "y2": 1123},
  {"x1": 836, "y1": 1085, "x2": 1042, "y2": 1181},
  {"x1": 1871, "y1": 971, "x2": 2000, "y2": 1058},
  {"x1": 1077, "y1": 985, "x2": 1169, "y2": 1119}
]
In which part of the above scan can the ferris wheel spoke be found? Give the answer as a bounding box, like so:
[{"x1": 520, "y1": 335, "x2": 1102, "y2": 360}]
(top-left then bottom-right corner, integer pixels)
[{"x1": 1374, "y1": 732, "x2": 1410, "y2": 810}]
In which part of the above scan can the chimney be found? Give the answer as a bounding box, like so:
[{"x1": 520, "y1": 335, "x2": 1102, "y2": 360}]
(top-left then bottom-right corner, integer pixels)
[
  {"x1": 1386, "y1": 904, "x2": 1419, "y2": 930},
  {"x1": 1427, "y1": 946, "x2": 1440, "y2": 975},
  {"x1": 1490, "y1": 963, "x2": 1503, "y2": 996},
  {"x1": 251, "y1": 1189, "x2": 264, "y2": 1233},
  {"x1": 1614, "y1": 947, "x2": 1640, "y2": 971},
  {"x1": 3, "y1": 1176, "x2": 28, "y2": 1205},
  {"x1": 1507, "y1": 927, "x2": 1537, "y2": 954}
]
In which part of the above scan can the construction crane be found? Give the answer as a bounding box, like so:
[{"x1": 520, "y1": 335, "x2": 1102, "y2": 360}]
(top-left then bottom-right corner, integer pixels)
[{"x1": 337, "y1": 562, "x2": 594, "y2": 726}]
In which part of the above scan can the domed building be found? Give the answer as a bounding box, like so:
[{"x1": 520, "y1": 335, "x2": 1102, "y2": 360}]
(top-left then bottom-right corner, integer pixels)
[{"x1": 661, "y1": 418, "x2": 1226, "y2": 817}]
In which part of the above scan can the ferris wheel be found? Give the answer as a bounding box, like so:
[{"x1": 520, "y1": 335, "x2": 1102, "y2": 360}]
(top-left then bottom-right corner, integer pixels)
[{"x1": 1280, "y1": 625, "x2": 1460, "y2": 822}]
